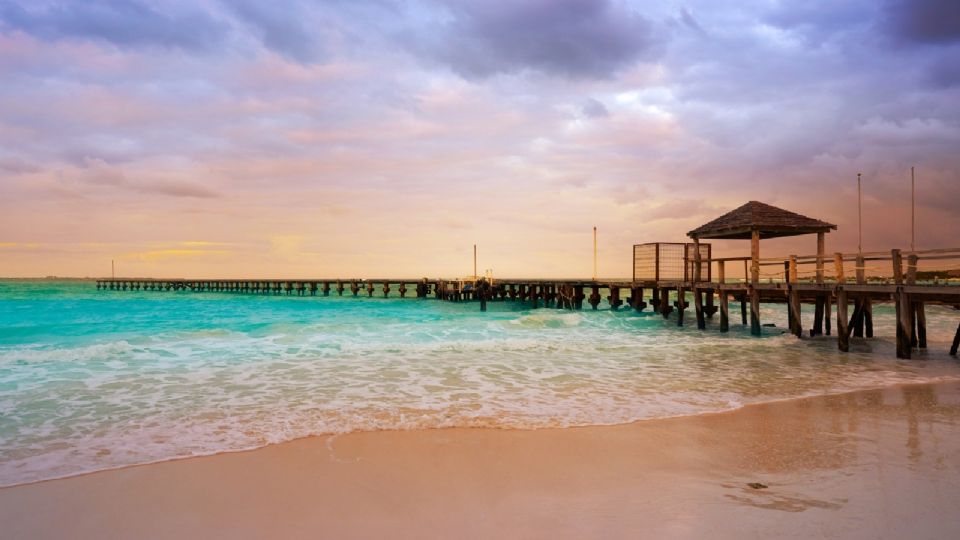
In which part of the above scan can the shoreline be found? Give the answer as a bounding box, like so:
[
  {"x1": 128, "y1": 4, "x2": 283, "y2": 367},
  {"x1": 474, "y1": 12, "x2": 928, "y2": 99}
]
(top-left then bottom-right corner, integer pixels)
[
  {"x1": 5, "y1": 376, "x2": 960, "y2": 490},
  {"x1": 4, "y1": 380, "x2": 960, "y2": 539}
]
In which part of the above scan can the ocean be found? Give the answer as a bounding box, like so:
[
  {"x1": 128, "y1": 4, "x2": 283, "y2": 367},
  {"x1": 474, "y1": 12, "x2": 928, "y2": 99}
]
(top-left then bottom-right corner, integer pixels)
[{"x1": 2, "y1": 279, "x2": 959, "y2": 486}]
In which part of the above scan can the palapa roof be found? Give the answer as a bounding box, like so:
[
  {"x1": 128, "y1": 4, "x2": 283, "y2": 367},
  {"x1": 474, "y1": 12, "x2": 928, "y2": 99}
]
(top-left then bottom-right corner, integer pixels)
[{"x1": 688, "y1": 201, "x2": 836, "y2": 240}]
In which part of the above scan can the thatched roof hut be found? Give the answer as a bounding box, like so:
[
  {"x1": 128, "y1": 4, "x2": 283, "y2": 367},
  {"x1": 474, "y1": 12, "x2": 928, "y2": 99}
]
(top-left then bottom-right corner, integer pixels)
[{"x1": 687, "y1": 201, "x2": 835, "y2": 240}]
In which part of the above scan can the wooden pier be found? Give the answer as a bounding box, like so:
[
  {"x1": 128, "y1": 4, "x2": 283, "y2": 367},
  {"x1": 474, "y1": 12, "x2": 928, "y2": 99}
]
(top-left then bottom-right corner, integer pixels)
[{"x1": 95, "y1": 201, "x2": 960, "y2": 360}]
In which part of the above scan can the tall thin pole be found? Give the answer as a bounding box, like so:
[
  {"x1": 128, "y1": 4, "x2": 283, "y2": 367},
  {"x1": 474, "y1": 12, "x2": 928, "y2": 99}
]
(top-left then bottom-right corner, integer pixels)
[
  {"x1": 911, "y1": 166, "x2": 915, "y2": 252},
  {"x1": 857, "y1": 173, "x2": 862, "y2": 254},
  {"x1": 592, "y1": 227, "x2": 597, "y2": 281},
  {"x1": 111, "y1": 259, "x2": 115, "y2": 279}
]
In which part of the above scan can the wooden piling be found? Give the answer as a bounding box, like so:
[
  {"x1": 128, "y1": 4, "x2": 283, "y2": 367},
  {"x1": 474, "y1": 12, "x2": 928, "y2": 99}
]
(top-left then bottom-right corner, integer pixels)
[
  {"x1": 740, "y1": 293, "x2": 747, "y2": 326},
  {"x1": 694, "y1": 287, "x2": 705, "y2": 330},
  {"x1": 915, "y1": 301, "x2": 927, "y2": 349},
  {"x1": 719, "y1": 291, "x2": 729, "y2": 332},
  {"x1": 825, "y1": 294, "x2": 832, "y2": 336},
  {"x1": 749, "y1": 287, "x2": 761, "y2": 336},
  {"x1": 677, "y1": 287, "x2": 685, "y2": 327},
  {"x1": 789, "y1": 291, "x2": 802, "y2": 338},
  {"x1": 588, "y1": 286, "x2": 601, "y2": 310},
  {"x1": 704, "y1": 290, "x2": 716, "y2": 318},
  {"x1": 895, "y1": 288, "x2": 912, "y2": 359},
  {"x1": 811, "y1": 297, "x2": 824, "y2": 337},
  {"x1": 660, "y1": 288, "x2": 672, "y2": 318},
  {"x1": 837, "y1": 289, "x2": 849, "y2": 352},
  {"x1": 951, "y1": 323, "x2": 960, "y2": 356}
]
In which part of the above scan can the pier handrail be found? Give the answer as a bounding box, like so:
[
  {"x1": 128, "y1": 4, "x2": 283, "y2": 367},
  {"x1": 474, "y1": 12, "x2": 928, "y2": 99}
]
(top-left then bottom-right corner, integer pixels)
[{"x1": 693, "y1": 247, "x2": 960, "y2": 284}]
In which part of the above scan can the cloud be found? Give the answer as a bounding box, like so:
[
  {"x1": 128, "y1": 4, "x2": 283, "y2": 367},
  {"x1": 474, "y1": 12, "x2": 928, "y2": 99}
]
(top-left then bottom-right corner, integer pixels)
[
  {"x1": 411, "y1": 0, "x2": 659, "y2": 79},
  {"x1": 581, "y1": 97, "x2": 609, "y2": 118},
  {"x1": 884, "y1": 0, "x2": 960, "y2": 45},
  {"x1": 0, "y1": 0, "x2": 228, "y2": 51},
  {"x1": 141, "y1": 180, "x2": 218, "y2": 199},
  {"x1": 226, "y1": 0, "x2": 325, "y2": 63}
]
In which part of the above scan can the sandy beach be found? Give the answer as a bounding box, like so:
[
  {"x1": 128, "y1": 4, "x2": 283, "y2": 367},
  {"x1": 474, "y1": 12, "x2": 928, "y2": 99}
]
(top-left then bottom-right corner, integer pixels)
[{"x1": 2, "y1": 380, "x2": 959, "y2": 539}]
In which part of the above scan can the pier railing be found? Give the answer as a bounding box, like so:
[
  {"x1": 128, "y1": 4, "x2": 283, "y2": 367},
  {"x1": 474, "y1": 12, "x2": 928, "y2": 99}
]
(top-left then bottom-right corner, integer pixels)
[{"x1": 698, "y1": 247, "x2": 960, "y2": 286}]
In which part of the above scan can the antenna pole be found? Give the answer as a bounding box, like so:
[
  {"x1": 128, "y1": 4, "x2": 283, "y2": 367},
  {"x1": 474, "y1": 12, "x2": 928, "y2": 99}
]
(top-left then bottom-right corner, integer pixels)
[
  {"x1": 592, "y1": 227, "x2": 597, "y2": 281},
  {"x1": 473, "y1": 244, "x2": 477, "y2": 279},
  {"x1": 857, "y1": 173, "x2": 862, "y2": 254},
  {"x1": 911, "y1": 166, "x2": 915, "y2": 252},
  {"x1": 111, "y1": 259, "x2": 115, "y2": 279}
]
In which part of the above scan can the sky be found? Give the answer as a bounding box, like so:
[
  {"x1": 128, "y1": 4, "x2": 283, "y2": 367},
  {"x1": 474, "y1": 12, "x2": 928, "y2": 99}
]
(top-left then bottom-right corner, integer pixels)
[{"x1": 0, "y1": 0, "x2": 958, "y2": 279}]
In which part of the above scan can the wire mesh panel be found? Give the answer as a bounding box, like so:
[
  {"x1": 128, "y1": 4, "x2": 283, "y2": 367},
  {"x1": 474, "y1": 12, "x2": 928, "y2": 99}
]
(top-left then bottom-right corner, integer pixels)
[
  {"x1": 633, "y1": 244, "x2": 657, "y2": 280},
  {"x1": 634, "y1": 242, "x2": 711, "y2": 281},
  {"x1": 684, "y1": 243, "x2": 712, "y2": 281},
  {"x1": 658, "y1": 243, "x2": 687, "y2": 280}
]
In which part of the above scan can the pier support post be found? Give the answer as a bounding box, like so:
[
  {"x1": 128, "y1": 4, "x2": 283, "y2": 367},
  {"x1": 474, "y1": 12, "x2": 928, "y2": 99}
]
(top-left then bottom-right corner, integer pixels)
[
  {"x1": 740, "y1": 293, "x2": 748, "y2": 326},
  {"x1": 398, "y1": 283, "x2": 407, "y2": 298},
  {"x1": 660, "y1": 288, "x2": 672, "y2": 318},
  {"x1": 694, "y1": 287, "x2": 705, "y2": 330},
  {"x1": 915, "y1": 301, "x2": 927, "y2": 349},
  {"x1": 811, "y1": 297, "x2": 825, "y2": 337},
  {"x1": 651, "y1": 287, "x2": 660, "y2": 314},
  {"x1": 749, "y1": 287, "x2": 761, "y2": 336},
  {"x1": 676, "y1": 288, "x2": 685, "y2": 326},
  {"x1": 350, "y1": 281, "x2": 359, "y2": 297},
  {"x1": 633, "y1": 287, "x2": 646, "y2": 312},
  {"x1": 825, "y1": 294, "x2": 832, "y2": 336},
  {"x1": 588, "y1": 286, "x2": 601, "y2": 310},
  {"x1": 704, "y1": 291, "x2": 716, "y2": 318},
  {"x1": 608, "y1": 287, "x2": 622, "y2": 311},
  {"x1": 837, "y1": 289, "x2": 849, "y2": 352},
  {"x1": 895, "y1": 289, "x2": 912, "y2": 359},
  {"x1": 382, "y1": 283, "x2": 391, "y2": 298},
  {"x1": 864, "y1": 299, "x2": 874, "y2": 338},
  {"x1": 367, "y1": 282, "x2": 375, "y2": 298},
  {"x1": 530, "y1": 284, "x2": 539, "y2": 309},
  {"x1": 720, "y1": 291, "x2": 729, "y2": 332},
  {"x1": 574, "y1": 286, "x2": 585, "y2": 310},
  {"x1": 788, "y1": 289, "x2": 802, "y2": 338},
  {"x1": 950, "y1": 323, "x2": 960, "y2": 356},
  {"x1": 853, "y1": 298, "x2": 864, "y2": 338}
]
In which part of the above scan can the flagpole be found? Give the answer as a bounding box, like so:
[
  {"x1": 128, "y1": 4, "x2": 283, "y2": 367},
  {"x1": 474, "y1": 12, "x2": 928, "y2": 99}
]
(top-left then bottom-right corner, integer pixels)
[
  {"x1": 857, "y1": 173, "x2": 862, "y2": 254},
  {"x1": 592, "y1": 227, "x2": 597, "y2": 281},
  {"x1": 911, "y1": 166, "x2": 915, "y2": 252}
]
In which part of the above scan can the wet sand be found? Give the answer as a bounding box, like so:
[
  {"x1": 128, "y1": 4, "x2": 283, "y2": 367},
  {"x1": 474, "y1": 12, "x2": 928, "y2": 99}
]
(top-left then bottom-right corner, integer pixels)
[{"x1": 2, "y1": 381, "x2": 960, "y2": 539}]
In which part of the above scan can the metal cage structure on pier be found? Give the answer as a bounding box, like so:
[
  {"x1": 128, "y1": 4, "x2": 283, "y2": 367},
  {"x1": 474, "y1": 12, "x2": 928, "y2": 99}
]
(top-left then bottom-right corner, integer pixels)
[{"x1": 633, "y1": 242, "x2": 712, "y2": 282}]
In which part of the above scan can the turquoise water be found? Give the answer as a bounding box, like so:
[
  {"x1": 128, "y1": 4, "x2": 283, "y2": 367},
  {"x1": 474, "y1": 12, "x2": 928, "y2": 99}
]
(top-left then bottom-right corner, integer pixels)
[{"x1": 1, "y1": 279, "x2": 959, "y2": 486}]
